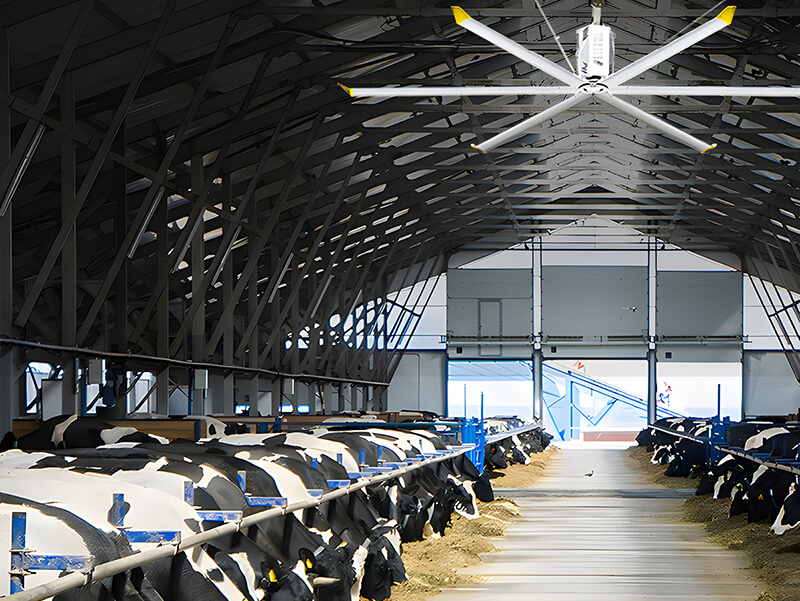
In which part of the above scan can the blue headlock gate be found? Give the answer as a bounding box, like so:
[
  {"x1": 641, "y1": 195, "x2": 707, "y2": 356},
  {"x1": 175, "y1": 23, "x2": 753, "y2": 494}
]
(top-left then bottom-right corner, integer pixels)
[
  {"x1": 652, "y1": 417, "x2": 800, "y2": 482},
  {"x1": 9, "y1": 512, "x2": 93, "y2": 594},
  {"x1": 461, "y1": 417, "x2": 486, "y2": 472}
]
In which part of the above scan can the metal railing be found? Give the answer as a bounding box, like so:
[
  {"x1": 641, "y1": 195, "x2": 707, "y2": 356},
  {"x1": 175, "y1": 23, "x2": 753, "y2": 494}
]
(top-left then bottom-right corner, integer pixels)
[
  {"x1": 650, "y1": 421, "x2": 800, "y2": 477},
  {"x1": 3, "y1": 443, "x2": 475, "y2": 601}
]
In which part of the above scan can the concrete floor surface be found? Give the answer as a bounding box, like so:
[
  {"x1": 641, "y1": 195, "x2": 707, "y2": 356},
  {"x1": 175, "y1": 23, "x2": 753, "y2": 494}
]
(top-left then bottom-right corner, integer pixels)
[{"x1": 434, "y1": 448, "x2": 763, "y2": 600}]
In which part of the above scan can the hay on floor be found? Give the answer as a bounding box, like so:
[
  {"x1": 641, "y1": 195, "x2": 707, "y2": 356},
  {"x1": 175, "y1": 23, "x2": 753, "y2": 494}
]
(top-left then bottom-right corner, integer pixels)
[
  {"x1": 385, "y1": 448, "x2": 557, "y2": 601},
  {"x1": 627, "y1": 445, "x2": 800, "y2": 601}
]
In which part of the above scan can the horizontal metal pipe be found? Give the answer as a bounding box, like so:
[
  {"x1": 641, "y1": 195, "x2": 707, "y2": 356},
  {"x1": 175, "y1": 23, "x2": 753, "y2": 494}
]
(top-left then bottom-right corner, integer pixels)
[
  {"x1": 4, "y1": 445, "x2": 472, "y2": 601},
  {"x1": 649, "y1": 424, "x2": 800, "y2": 476},
  {"x1": 0, "y1": 338, "x2": 389, "y2": 387},
  {"x1": 485, "y1": 420, "x2": 542, "y2": 444}
]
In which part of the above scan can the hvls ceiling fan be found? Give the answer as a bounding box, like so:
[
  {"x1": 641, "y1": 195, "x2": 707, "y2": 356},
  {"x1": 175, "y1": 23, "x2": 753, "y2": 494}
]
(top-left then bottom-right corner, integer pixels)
[{"x1": 339, "y1": 3, "x2": 800, "y2": 154}]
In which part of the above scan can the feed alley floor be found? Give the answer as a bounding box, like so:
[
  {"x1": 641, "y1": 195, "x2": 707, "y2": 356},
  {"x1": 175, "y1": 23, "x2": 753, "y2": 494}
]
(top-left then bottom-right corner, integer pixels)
[{"x1": 435, "y1": 446, "x2": 764, "y2": 601}]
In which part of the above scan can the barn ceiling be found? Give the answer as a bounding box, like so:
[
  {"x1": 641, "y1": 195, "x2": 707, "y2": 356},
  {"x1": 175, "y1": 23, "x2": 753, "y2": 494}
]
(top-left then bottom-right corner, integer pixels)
[{"x1": 2, "y1": 0, "x2": 800, "y2": 381}]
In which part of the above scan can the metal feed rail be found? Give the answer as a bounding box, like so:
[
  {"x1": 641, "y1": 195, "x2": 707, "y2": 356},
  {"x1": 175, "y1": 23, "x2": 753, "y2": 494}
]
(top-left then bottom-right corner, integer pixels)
[
  {"x1": 3, "y1": 444, "x2": 475, "y2": 601},
  {"x1": 485, "y1": 420, "x2": 542, "y2": 444},
  {"x1": 649, "y1": 423, "x2": 800, "y2": 477}
]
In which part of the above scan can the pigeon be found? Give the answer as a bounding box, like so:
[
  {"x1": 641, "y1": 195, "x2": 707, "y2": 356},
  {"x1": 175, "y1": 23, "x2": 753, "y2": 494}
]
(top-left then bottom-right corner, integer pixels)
[{"x1": 584, "y1": 470, "x2": 594, "y2": 477}]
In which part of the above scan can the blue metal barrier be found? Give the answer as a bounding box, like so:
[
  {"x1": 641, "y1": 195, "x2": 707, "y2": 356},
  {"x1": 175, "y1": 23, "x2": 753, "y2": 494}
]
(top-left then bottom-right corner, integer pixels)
[
  {"x1": 9, "y1": 512, "x2": 94, "y2": 594},
  {"x1": 110, "y1": 494, "x2": 181, "y2": 543},
  {"x1": 651, "y1": 420, "x2": 800, "y2": 478},
  {"x1": 235, "y1": 471, "x2": 288, "y2": 507},
  {"x1": 461, "y1": 417, "x2": 485, "y2": 473}
]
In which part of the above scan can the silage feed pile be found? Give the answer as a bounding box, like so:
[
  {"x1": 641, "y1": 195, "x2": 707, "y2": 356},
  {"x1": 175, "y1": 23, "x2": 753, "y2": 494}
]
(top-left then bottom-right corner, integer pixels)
[{"x1": 627, "y1": 446, "x2": 800, "y2": 601}]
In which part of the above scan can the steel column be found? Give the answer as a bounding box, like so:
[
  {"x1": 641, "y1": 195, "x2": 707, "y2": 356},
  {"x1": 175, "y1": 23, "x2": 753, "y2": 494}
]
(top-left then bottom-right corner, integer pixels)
[
  {"x1": 533, "y1": 347, "x2": 544, "y2": 421},
  {"x1": 245, "y1": 190, "x2": 261, "y2": 414},
  {"x1": 112, "y1": 125, "x2": 127, "y2": 353},
  {"x1": 0, "y1": 27, "x2": 19, "y2": 433},
  {"x1": 221, "y1": 177, "x2": 235, "y2": 415},
  {"x1": 60, "y1": 71, "x2": 77, "y2": 413},
  {"x1": 155, "y1": 145, "x2": 170, "y2": 415},
  {"x1": 190, "y1": 155, "x2": 205, "y2": 360},
  {"x1": 647, "y1": 348, "x2": 657, "y2": 425}
]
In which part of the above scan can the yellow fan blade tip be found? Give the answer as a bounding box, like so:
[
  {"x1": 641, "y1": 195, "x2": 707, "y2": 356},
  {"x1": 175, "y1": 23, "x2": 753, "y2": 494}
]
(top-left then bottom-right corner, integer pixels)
[
  {"x1": 470, "y1": 143, "x2": 487, "y2": 154},
  {"x1": 338, "y1": 82, "x2": 354, "y2": 96},
  {"x1": 701, "y1": 143, "x2": 718, "y2": 154},
  {"x1": 715, "y1": 6, "x2": 736, "y2": 25},
  {"x1": 452, "y1": 6, "x2": 471, "y2": 24}
]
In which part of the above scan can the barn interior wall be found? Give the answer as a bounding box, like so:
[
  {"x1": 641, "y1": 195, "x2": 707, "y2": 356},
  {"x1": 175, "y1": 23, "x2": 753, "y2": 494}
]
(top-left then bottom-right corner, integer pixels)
[
  {"x1": 386, "y1": 351, "x2": 447, "y2": 414},
  {"x1": 742, "y1": 351, "x2": 800, "y2": 418}
]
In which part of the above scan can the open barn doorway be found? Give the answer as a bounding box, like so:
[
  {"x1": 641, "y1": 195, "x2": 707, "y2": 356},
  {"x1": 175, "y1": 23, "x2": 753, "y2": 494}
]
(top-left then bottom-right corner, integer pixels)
[
  {"x1": 542, "y1": 360, "x2": 650, "y2": 442},
  {"x1": 446, "y1": 360, "x2": 533, "y2": 420}
]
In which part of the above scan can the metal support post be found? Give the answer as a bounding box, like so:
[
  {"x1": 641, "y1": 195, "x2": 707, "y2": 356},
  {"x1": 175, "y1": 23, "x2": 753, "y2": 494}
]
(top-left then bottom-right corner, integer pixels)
[
  {"x1": 60, "y1": 72, "x2": 77, "y2": 413},
  {"x1": 647, "y1": 236, "x2": 658, "y2": 426},
  {"x1": 112, "y1": 125, "x2": 127, "y2": 353},
  {"x1": 533, "y1": 347, "x2": 543, "y2": 421},
  {"x1": 647, "y1": 347, "x2": 657, "y2": 425},
  {"x1": 220, "y1": 177, "x2": 235, "y2": 415},
  {"x1": 155, "y1": 163, "x2": 170, "y2": 415},
  {"x1": 191, "y1": 155, "x2": 205, "y2": 367},
  {"x1": 0, "y1": 27, "x2": 20, "y2": 433},
  {"x1": 322, "y1": 382, "x2": 332, "y2": 415},
  {"x1": 270, "y1": 377, "x2": 281, "y2": 416},
  {"x1": 243, "y1": 194, "x2": 262, "y2": 413}
]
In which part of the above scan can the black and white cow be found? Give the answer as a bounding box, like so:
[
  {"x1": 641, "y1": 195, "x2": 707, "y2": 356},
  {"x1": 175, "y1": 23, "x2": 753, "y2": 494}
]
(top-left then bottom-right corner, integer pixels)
[
  {"x1": 0, "y1": 415, "x2": 167, "y2": 451},
  {"x1": 1, "y1": 417, "x2": 494, "y2": 601}
]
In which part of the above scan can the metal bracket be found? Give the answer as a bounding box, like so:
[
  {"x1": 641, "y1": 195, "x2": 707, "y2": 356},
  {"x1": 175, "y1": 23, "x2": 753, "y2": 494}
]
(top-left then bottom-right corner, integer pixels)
[
  {"x1": 9, "y1": 512, "x2": 94, "y2": 594},
  {"x1": 110, "y1": 494, "x2": 181, "y2": 544}
]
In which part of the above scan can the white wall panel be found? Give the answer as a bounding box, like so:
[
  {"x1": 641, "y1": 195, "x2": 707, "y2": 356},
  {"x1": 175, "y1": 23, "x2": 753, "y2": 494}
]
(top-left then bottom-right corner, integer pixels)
[
  {"x1": 448, "y1": 269, "x2": 532, "y2": 299},
  {"x1": 542, "y1": 266, "x2": 647, "y2": 338},
  {"x1": 447, "y1": 268, "x2": 532, "y2": 359},
  {"x1": 387, "y1": 351, "x2": 447, "y2": 414},
  {"x1": 656, "y1": 271, "x2": 742, "y2": 337},
  {"x1": 743, "y1": 351, "x2": 800, "y2": 417}
]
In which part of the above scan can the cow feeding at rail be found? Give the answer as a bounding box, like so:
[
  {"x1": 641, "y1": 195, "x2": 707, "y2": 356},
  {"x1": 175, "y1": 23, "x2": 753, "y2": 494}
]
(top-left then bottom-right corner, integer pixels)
[{"x1": 0, "y1": 416, "x2": 498, "y2": 601}]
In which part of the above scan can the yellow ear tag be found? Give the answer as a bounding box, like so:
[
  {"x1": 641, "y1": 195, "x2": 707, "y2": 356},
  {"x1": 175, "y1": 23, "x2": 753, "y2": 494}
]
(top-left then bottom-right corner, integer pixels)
[
  {"x1": 337, "y1": 541, "x2": 348, "y2": 549},
  {"x1": 305, "y1": 558, "x2": 314, "y2": 569},
  {"x1": 268, "y1": 569, "x2": 278, "y2": 583}
]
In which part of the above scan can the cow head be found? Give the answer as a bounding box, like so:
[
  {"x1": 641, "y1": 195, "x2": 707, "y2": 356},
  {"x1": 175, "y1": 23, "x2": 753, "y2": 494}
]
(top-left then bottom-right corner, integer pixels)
[
  {"x1": 298, "y1": 543, "x2": 357, "y2": 601},
  {"x1": 484, "y1": 444, "x2": 507, "y2": 470},
  {"x1": 260, "y1": 556, "x2": 313, "y2": 601}
]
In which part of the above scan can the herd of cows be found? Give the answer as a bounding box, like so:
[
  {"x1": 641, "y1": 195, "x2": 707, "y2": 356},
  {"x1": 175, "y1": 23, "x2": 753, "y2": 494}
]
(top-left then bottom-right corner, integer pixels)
[
  {"x1": 637, "y1": 417, "x2": 800, "y2": 535},
  {"x1": 0, "y1": 414, "x2": 549, "y2": 601}
]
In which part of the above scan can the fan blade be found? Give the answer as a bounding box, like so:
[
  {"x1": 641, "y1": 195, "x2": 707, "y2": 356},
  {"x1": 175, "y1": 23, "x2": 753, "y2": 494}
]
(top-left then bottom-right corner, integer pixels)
[
  {"x1": 471, "y1": 94, "x2": 585, "y2": 153},
  {"x1": 452, "y1": 6, "x2": 583, "y2": 87},
  {"x1": 338, "y1": 83, "x2": 577, "y2": 97},
  {"x1": 599, "y1": 93, "x2": 717, "y2": 154},
  {"x1": 603, "y1": 6, "x2": 736, "y2": 86},
  {"x1": 610, "y1": 85, "x2": 800, "y2": 98}
]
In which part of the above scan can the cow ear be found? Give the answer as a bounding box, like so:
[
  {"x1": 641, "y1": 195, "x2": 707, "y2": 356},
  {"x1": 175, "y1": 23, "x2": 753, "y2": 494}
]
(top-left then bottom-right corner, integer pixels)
[{"x1": 298, "y1": 548, "x2": 315, "y2": 570}]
